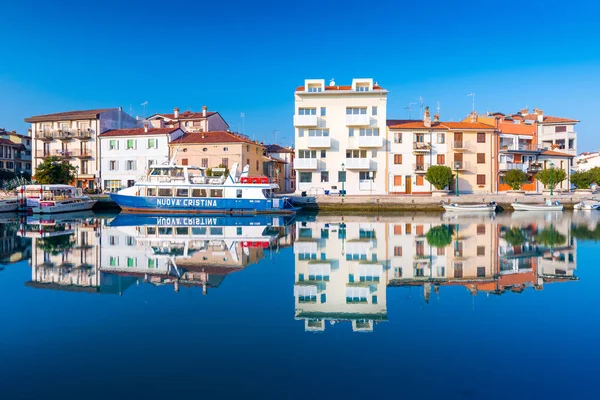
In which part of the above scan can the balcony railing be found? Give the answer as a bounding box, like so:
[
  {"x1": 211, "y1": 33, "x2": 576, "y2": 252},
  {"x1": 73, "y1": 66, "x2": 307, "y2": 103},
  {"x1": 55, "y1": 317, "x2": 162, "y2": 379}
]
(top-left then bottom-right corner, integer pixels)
[
  {"x1": 38, "y1": 132, "x2": 54, "y2": 141},
  {"x1": 74, "y1": 129, "x2": 94, "y2": 139},
  {"x1": 345, "y1": 114, "x2": 370, "y2": 126},
  {"x1": 499, "y1": 143, "x2": 543, "y2": 152},
  {"x1": 72, "y1": 149, "x2": 92, "y2": 158},
  {"x1": 357, "y1": 135, "x2": 382, "y2": 148},
  {"x1": 294, "y1": 158, "x2": 318, "y2": 170},
  {"x1": 36, "y1": 150, "x2": 73, "y2": 159},
  {"x1": 451, "y1": 141, "x2": 469, "y2": 150},
  {"x1": 345, "y1": 158, "x2": 371, "y2": 169},
  {"x1": 359, "y1": 180, "x2": 375, "y2": 191},
  {"x1": 413, "y1": 142, "x2": 431, "y2": 152},
  {"x1": 307, "y1": 136, "x2": 331, "y2": 148},
  {"x1": 499, "y1": 162, "x2": 528, "y2": 172},
  {"x1": 449, "y1": 161, "x2": 470, "y2": 170},
  {"x1": 56, "y1": 130, "x2": 75, "y2": 140},
  {"x1": 294, "y1": 114, "x2": 319, "y2": 127},
  {"x1": 413, "y1": 163, "x2": 430, "y2": 173}
]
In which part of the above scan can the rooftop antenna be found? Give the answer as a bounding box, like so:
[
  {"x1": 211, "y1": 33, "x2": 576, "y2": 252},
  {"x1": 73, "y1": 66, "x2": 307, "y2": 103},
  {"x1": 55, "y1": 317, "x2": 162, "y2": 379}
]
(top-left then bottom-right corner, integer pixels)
[
  {"x1": 467, "y1": 93, "x2": 475, "y2": 112},
  {"x1": 437, "y1": 101, "x2": 441, "y2": 115},
  {"x1": 273, "y1": 130, "x2": 279, "y2": 146},
  {"x1": 404, "y1": 102, "x2": 416, "y2": 119},
  {"x1": 418, "y1": 96, "x2": 424, "y2": 119},
  {"x1": 128, "y1": 104, "x2": 133, "y2": 117},
  {"x1": 141, "y1": 101, "x2": 148, "y2": 118},
  {"x1": 240, "y1": 112, "x2": 245, "y2": 134}
]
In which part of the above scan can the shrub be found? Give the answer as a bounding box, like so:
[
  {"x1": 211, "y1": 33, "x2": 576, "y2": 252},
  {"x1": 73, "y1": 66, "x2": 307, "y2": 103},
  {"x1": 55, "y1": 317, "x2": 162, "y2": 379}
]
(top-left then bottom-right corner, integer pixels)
[
  {"x1": 504, "y1": 169, "x2": 528, "y2": 190},
  {"x1": 535, "y1": 167, "x2": 567, "y2": 190},
  {"x1": 425, "y1": 165, "x2": 453, "y2": 191},
  {"x1": 570, "y1": 170, "x2": 593, "y2": 189},
  {"x1": 587, "y1": 167, "x2": 600, "y2": 184}
]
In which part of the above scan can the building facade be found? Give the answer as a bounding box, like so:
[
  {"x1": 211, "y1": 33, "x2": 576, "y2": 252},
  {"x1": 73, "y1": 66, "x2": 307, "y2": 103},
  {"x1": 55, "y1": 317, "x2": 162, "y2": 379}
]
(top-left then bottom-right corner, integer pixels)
[
  {"x1": 169, "y1": 131, "x2": 265, "y2": 176},
  {"x1": 522, "y1": 108, "x2": 579, "y2": 157},
  {"x1": 147, "y1": 106, "x2": 229, "y2": 133},
  {"x1": 0, "y1": 138, "x2": 18, "y2": 175},
  {"x1": 25, "y1": 108, "x2": 138, "y2": 189},
  {"x1": 98, "y1": 127, "x2": 185, "y2": 192},
  {"x1": 0, "y1": 129, "x2": 32, "y2": 175},
  {"x1": 265, "y1": 144, "x2": 295, "y2": 192},
  {"x1": 294, "y1": 78, "x2": 388, "y2": 195}
]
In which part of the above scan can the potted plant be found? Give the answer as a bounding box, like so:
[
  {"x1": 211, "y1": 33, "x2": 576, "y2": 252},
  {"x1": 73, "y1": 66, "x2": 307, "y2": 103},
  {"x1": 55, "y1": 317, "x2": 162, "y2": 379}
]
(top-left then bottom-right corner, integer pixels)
[
  {"x1": 425, "y1": 165, "x2": 453, "y2": 197},
  {"x1": 504, "y1": 169, "x2": 527, "y2": 196}
]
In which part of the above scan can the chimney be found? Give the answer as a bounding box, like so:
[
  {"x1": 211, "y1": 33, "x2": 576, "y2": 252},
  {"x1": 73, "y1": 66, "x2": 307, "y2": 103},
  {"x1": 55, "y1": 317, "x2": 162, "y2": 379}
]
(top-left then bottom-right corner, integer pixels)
[
  {"x1": 423, "y1": 106, "x2": 431, "y2": 128},
  {"x1": 144, "y1": 123, "x2": 148, "y2": 133},
  {"x1": 202, "y1": 106, "x2": 207, "y2": 117},
  {"x1": 174, "y1": 107, "x2": 179, "y2": 119},
  {"x1": 470, "y1": 110, "x2": 477, "y2": 123},
  {"x1": 433, "y1": 113, "x2": 440, "y2": 123},
  {"x1": 520, "y1": 108, "x2": 529, "y2": 115},
  {"x1": 534, "y1": 108, "x2": 544, "y2": 122}
]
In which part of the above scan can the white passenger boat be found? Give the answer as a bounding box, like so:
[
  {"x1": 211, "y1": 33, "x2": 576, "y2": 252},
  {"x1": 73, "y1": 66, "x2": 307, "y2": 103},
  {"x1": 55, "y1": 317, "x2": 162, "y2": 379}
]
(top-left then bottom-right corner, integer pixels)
[
  {"x1": 17, "y1": 184, "x2": 97, "y2": 214},
  {"x1": 442, "y1": 201, "x2": 497, "y2": 213},
  {"x1": 573, "y1": 199, "x2": 600, "y2": 210},
  {"x1": 0, "y1": 198, "x2": 19, "y2": 213},
  {"x1": 511, "y1": 200, "x2": 564, "y2": 212},
  {"x1": 110, "y1": 162, "x2": 297, "y2": 214}
]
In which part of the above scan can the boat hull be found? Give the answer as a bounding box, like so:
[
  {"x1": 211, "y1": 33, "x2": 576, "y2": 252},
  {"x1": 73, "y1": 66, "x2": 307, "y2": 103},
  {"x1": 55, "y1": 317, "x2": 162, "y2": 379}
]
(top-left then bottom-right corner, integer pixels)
[
  {"x1": 32, "y1": 200, "x2": 97, "y2": 214},
  {"x1": 442, "y1": 205, "x2": 496, "y2": 213},
  {"x1": 511, "y1": 203, "x2": 564, "y2": 211},
  {"x1": 110, "y1": 193, "x2": 297, "y2": 214}
]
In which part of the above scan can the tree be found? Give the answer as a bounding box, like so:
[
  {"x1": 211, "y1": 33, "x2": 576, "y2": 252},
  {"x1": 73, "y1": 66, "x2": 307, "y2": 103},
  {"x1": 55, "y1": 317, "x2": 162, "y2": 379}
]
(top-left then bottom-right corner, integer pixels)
[
  {"x1": 570, "y1": 170, "x2": 593, "y2": 189},
  {"x1": 535, "y1": 227, "x2": 566, "y2": 247},
  {"x1": 570, "y1": 224, "x2": 600, "y2": 242},
  {"x1": 504, "y1": 169, "x2": 528, "y2": 190},
  {"x1": 34, "y1": 156, "x2": 77, "y2": 184},
  {"x1": 502, "y1": 227, "x2": 527, "y2": 246},
  {"x1": 37, "y1": 234, "x2": 75, "y2": 256},
  {"x1": 535, "y1": 167, "x2": 567, "y2": 191},
  {"x1": 425, "y1": 165, "x2": 453, "y2": 190},
  {"x1": 587, "y1": 167, "x2": 600, "y2": 184},
  {"x1": 426, "y1": 225, "x2": 454, "y2": 248}
]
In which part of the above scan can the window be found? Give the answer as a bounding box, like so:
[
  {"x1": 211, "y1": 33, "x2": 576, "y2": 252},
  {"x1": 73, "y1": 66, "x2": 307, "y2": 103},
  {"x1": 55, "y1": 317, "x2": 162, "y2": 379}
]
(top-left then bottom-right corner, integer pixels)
[
  {"x1": 299, "y1": 172, "x2": 312, "y2": 183},
  {"x1": 394, "y1": 267, "x2": 402, "y2": 278},
  {"x1": 394, "y1": 246, "x2": 402, "y2": 256},
  {"x1": 307, "y1": 85, "x2": 321, "y2": 93},
  {"x1": 477, "y1": 267, "x2": 486, "y2": 277},
  {"x1": 437, "y1": 247, "x2": 445, "y2": 256},
  {"x1": 299, "y1": 150, "x2": 317, "y2": 158},
  {"x1": 109, "y1": 236, "x2": 118, "y2": 246},
  {"x1": 346, "y1": 149, "x2": 368, "y2": 158},
  {"x1": 394, "y1": 225, "x2": 402, "y2": 235},
  {"x1": 223, "y1": 147, "x2": 229, "y2": 151},
  {"x1": 454, "y1": 264, "x2": 463, "y2": 278},
  {"x1": 437, "y1": 133, "x2": 445, "y2": 144},
  {"x1": 80, "y1": 160, "x2": 88, "y2": 174},
  {"x1": 346, "y1": 107, "x2": 367, "y2": 115},
  {"x1": 359, "y1": 171, "x2": 374, "y2": 180},
  {"x1": 6, "y1": 161, "x2": 13, "y2": 169},
  {"x1": 126, "y1": 139, "x2": 136, "y2": 149},
  {"x1": 320, "y1": 150, "x2": 326, "y2": 158},
  {"x1": 126, "y1": 160, "x2": 136, "y2": 170},
  {"x1": 148, "y1": 259, "x2": 156, "y2": 269},
  {"x1": 192, "y1": 188, "x2": 207, "y2": 197},
  {"x1": 555, "y1": 125, "x2": 567, "y2": 133},
  {"x1": 127, "y1": 257, "x2": 136, "y2": 267},
  {"x1": 210, "y1": 189, "x2": 223, "y2": 197},
  {"x1": 222, "y1": 158, "x2": 228, "y2": 167},
  {"x1": 182, "y1": 158, "x2": 188, "y2": 165},
  {"x1": 356, "y1": 85, "x2": 369, "y2": 92},
  {"x1": 338, "y1": 171, "x2": 346, "y2": 183},
  {"x1": 393, "y1": 175, "x2": 402, "y2": 186},
  {"x1": 176, "y1": 188, "x2": 189, "y2": 197},
  {"x1": 477, "y1": 132, "x2": 486, "y2": 143},
  {"x1": 298, "y1": 128, "x2": 304, "y2": 137},
  {"x1": 147, "y1": 187, "x2": 157, "y2": 196},
  {"x1": 320, "y1": 107, "x2": 326, "y2": 116},
  {"x1": 359, "y1": 128, "x2": 379, "y2": 136},
  {"x1": 394, "y1": 132, "x2": 402, "y2": 143},
  {"x1": 256, "y1": 160, "x2": 259, "y2": 170},
  {"x1": 416, "y1": 175, "x2": 424, "y2": 186},
  {"x1": 109, "y1": 140, "x2": 118, "y2": 150},
  {"x1": 147, "y1": 160, "x2": 154, "y2": 169},
  {"x1": 394, "y1": 154, "x2": 402, "y2": 164},
  {"x1": 372, "y1": 106, "x2": 378, "y2": 115},
  {"x1": 477, "y1": 174, "x2": 486, "y2": 185},
  {"x1": 320, "y1": 171, "x2": 329, "y2": 183},
  {"x1": 349, "y1": 128, "x2": 354, "y2": 137},
  {"x1": 246, "y1": 158, "x2": 250, "y2": 166},
  {"x1": 236, "y1": 189, "x2": 242, "y2": 198},
  {"x1": 158, "y1": 188, "x2": 172, "y2": 196},
  {"x1": 307, "y1": 129, "x2": 329, "y2": 137},
  {"x1": 109, "y1": 160, "x2": 118, "y2": 170},
  {"x1": 477, "y1": 153, "x2": 485, "y2": 163},
  {"x1": 477, "y1": 246, "x2": 485, "y2": 256},
  {"x1": 147, "y1": 138, "x2": 156, "y2": 149},
  {"x1": 202, "y1": 158, "x2": 208, "y2": 168},
  {"x1": 298, "y1": 108, "x2": 316, "y2": 115},
  {"x1": 477, "y1": 224, "x2": 486, "y2": 235},
  {"x1": 109, "y1": 256, "x2": 118, "y2": 267},
  {"x1": 437, "y1": 154, "x2": 445, "y2": 165}
]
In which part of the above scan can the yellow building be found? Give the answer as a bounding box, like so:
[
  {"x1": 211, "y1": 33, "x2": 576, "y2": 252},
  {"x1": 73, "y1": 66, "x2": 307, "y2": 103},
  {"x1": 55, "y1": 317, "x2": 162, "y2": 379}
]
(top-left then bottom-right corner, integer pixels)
[{"x1": 169, "y1": 131, "x2": 265, "y2": 176}]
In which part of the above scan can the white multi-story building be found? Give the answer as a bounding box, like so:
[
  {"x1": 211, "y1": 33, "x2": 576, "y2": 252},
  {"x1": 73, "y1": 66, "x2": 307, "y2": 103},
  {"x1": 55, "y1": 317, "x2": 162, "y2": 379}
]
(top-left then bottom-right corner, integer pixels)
[
  {"x1": 293, "y1": 78, "x2": 388, "y2": 195},
  {"x1": 522, "y1": 108, "x2": 579, "y2": 157},
  {"x1": 98, "y1": 127, "x2": 184, "y2": 192}
]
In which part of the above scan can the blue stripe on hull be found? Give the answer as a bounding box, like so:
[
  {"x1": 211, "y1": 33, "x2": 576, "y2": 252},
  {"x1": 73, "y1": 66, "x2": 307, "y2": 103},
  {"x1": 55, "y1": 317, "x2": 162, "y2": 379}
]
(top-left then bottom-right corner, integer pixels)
[
  {"x1": 110, "y1": 194, "x2": 297, "y2": 214},
  {"x1": 108, "y1": 214, "x2": 295, "y2": 227}
]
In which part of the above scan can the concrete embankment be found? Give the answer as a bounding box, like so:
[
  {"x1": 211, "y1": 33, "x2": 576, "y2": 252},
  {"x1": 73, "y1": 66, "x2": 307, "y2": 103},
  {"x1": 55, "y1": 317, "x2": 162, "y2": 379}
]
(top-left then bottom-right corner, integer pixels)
[{"x1": 300, "y1": 193, "x2": 588, "y2": 212}]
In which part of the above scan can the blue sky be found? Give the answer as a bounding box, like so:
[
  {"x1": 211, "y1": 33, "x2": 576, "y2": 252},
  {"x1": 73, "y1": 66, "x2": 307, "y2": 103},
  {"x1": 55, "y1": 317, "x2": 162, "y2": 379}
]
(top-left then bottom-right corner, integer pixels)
[{"x1": 1, "y1": 0, "x2": 599, "y2": 150}]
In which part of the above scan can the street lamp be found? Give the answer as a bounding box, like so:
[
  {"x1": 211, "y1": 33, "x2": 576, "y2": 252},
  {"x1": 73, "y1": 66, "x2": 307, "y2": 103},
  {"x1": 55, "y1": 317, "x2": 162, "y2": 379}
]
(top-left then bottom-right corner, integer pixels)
[
  {"x1": 549, "y1": 161, "x2": 555, "y2": 196},
  {"x1": 454, "y1": 161, "x2": 460, "y2": 197},
  {"x1": 341, "y1": 162, "x2": 345, "y2": 197}
]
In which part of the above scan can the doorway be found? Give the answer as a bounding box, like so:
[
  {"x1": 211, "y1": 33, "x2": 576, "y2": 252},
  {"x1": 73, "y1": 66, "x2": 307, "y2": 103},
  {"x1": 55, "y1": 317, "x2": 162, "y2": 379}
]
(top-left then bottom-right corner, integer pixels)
[{"x1": 405, "y1": 176, "x2": 412, "y2": 194}]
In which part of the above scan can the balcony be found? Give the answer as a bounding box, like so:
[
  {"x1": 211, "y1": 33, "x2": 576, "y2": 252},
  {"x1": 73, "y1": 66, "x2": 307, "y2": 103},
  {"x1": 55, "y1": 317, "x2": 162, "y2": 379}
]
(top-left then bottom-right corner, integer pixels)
[
  {"x1": 294, "y1": 114, "x2": 318, "y2": 127},
  {"x1": 499, "y1": 143, "x2": 543, "y2": 152},
  {"x1": 449, "y1": 161, "x2": 470, "y2": 170},
  {"x1": 451, "y1": 141, "x2": 469, "y2": 150},
  {"x1": 499, "y1": 162, "x2": 527, "y2": 172},
  {"x1": 359, "y1": 180, "x2": 375, "y2": 191},
  {"x1": 294, "y1": 158, "x2": 318, "y2": 170},
  {"x1": 413, "y1": 163, "x2": 430, "y2": 173},
  {"x1": 56, "y1": 130, "x2": 75, "y2": 141},
  {"x1": 72, "y1": 149, "x2": 92, "y2": 159},
  {"x1": 357, "y1": 135, "x2": 383, "y2": 148},
  {"x1": 74, "y1": 129, "x2": 94, "y2": 140},
  {"x1": 307, "y1": 136, "x2": 331, "y2": 148},
  {"x1": 36, "y1": 150, "x2": 73, "y2": 159},
  {"x1": 346, "y1": 114, "x2": 370, "y2": 126},
  {"x1": 413, "y1": 142, "x2": 431, "y2": 152},
  {"x1": 37, "y1": 132, "x2": 54, "y2": 141},
  {"x1": 345, "y1": 158, "x2": 371, "y2": 169}
]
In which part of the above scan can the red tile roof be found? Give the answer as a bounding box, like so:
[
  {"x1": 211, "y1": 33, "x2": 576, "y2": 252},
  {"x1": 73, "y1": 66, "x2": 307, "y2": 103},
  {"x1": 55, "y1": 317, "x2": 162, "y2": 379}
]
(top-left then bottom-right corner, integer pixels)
[
  {"x1": 0, "y1": 138, "x2": 18, "y2": 146},
  {"x1": 387, "y1": 120, "x2": 494, "y2": 130},
  {"x1": 24, "y1": 108, "x2": 117, "y2": 123},
  {"x1": 172, "y1": 131, "x2": 263, "y2": 146},
  {"x1": 99, "y1": 127, "x2": 181, "y2": 137},
  {"x1": 440, "y1": 122, "x2": 495, "y2": 130},
  {"x1": 522, "y1": 114, "x2": 579, "y2": 123},
  {"x1": 151, "y1": 111, "x2": 217, "y2": 120},
  {"x1": 296, "y1": 84, "x2": 384, "y2": 92},
  {"x1": 541, "y1": 150, "x2": 575, "y2": 158},
  {"x1": 265, "y1": 144, "x2": 294, "y2": 153}
]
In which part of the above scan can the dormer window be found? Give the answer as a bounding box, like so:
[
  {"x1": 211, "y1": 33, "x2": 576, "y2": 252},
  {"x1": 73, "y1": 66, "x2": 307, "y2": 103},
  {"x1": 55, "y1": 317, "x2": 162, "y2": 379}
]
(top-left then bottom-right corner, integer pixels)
[
  {"x1": 356, "y1": 84, "x2": 369, "y2": 92},
  {"x1": 307, "y1": 85, "x2": 322, "y2": 93}
]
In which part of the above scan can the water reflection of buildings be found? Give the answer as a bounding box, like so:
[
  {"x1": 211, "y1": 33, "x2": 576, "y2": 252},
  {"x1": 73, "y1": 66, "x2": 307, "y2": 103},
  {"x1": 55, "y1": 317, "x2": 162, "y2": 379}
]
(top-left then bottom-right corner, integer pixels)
[
  {"x1": 0, "y1": 214, "x2": 31, "y2": 266},
  {"x1": 293, "y1": 213, "x2": 581, "y2": 332}
]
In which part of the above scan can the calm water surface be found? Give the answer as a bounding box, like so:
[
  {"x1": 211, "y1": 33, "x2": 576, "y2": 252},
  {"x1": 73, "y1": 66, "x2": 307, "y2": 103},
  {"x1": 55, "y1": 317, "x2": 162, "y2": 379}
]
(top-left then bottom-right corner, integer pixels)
[{"x1": 1, "y1": 211, "x2": 599, "y2": 399}]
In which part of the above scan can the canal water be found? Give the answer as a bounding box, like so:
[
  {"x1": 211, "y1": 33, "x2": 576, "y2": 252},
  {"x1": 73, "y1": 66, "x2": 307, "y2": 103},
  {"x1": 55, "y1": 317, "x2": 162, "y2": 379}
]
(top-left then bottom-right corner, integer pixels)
[{"x1": 0, "y1": 211, "x2": 598, "y2": 399}]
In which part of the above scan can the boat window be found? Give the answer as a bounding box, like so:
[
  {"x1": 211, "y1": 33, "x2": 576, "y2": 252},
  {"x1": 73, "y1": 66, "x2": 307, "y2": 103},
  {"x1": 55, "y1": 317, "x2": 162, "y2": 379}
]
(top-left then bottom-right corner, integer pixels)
[
  {"x1": 192, "y1": 188, "x2": 207, "y2": 197},
  {"x1": 158, "y1": 188, "x2": 173, "y2": 197},
  {"x1": 146, "y1": 227, "x2": 156, "y2": 235},
  {"x1": 176, "y1": 227, "x2": 189, "y2": 235},
  {"x1": 236, "y1": 189, "x2": 243, "y2": 198},
  {"x1": 192, "y1": 227, "x2": 207, "y2": 235},
  {"x1": 158, "y1": 227, "x2": 173, "y2": 235},
  {"x1": 210, "y1": 227, "x2": 224, "y2": 235},
  {"x1": 176, "y1": 188, "x2": 189, "y2": 197},
  {"x1": 210, "y1": 189, "x2": 223, "y2": 198},
  {"x1": 262, "y1": 189, "x2": 272, "y2": 198},
  {"x1": 172, "y1": 168, "x2": 184, "y2": 177},
  {"x1": 147, "y1": 187, "x2": 157, "y2": 196}
]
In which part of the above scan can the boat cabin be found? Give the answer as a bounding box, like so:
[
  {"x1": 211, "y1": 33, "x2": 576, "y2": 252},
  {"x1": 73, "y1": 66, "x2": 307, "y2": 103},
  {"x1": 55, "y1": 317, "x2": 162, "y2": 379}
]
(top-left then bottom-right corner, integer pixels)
[{"x1": 20, "y1": 185, "x2": 83, "y2": 201}]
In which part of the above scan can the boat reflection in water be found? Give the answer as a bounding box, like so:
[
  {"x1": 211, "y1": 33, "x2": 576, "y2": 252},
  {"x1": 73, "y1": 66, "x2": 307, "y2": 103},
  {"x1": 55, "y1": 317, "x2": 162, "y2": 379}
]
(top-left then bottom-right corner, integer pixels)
[
  {"x1": 293, "y1": 211, "x2": 585, "y2": 333},
  {"x1": 102, "y1": 214, "x2": 295, "y2": 293}
]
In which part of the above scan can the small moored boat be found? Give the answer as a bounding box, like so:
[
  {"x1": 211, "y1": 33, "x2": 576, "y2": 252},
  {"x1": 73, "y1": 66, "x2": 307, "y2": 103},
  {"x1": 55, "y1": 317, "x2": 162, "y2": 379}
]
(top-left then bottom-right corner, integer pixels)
[
  {"x1": 511, "y1": 200, "x2": 564, "y2": 212},
  {"x1": 0, "y1": 198, "x2": 19, "y2": 213},
  {"x1": 574, "y1": 200, "x2": 600, "y2": 210},
  {"x1": 17, "y1": 184, "x2": 97, "y2": 214},
  {"x1": 442, "y1": 201, "x2": 497, "y2": 213}
]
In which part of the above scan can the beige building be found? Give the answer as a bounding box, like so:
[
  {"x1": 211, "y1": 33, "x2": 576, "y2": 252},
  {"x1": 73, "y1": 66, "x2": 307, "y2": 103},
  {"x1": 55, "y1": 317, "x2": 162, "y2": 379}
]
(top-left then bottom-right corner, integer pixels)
[
  {"x1": 169, "y1": 131, "x2": 265, "y2": 176},
  {"x1": 0, "y1": 129, "x2": 32, "y2": 175},
  {"x1": 147, "y1": 106, "x2": 229, "y2": 133}
]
